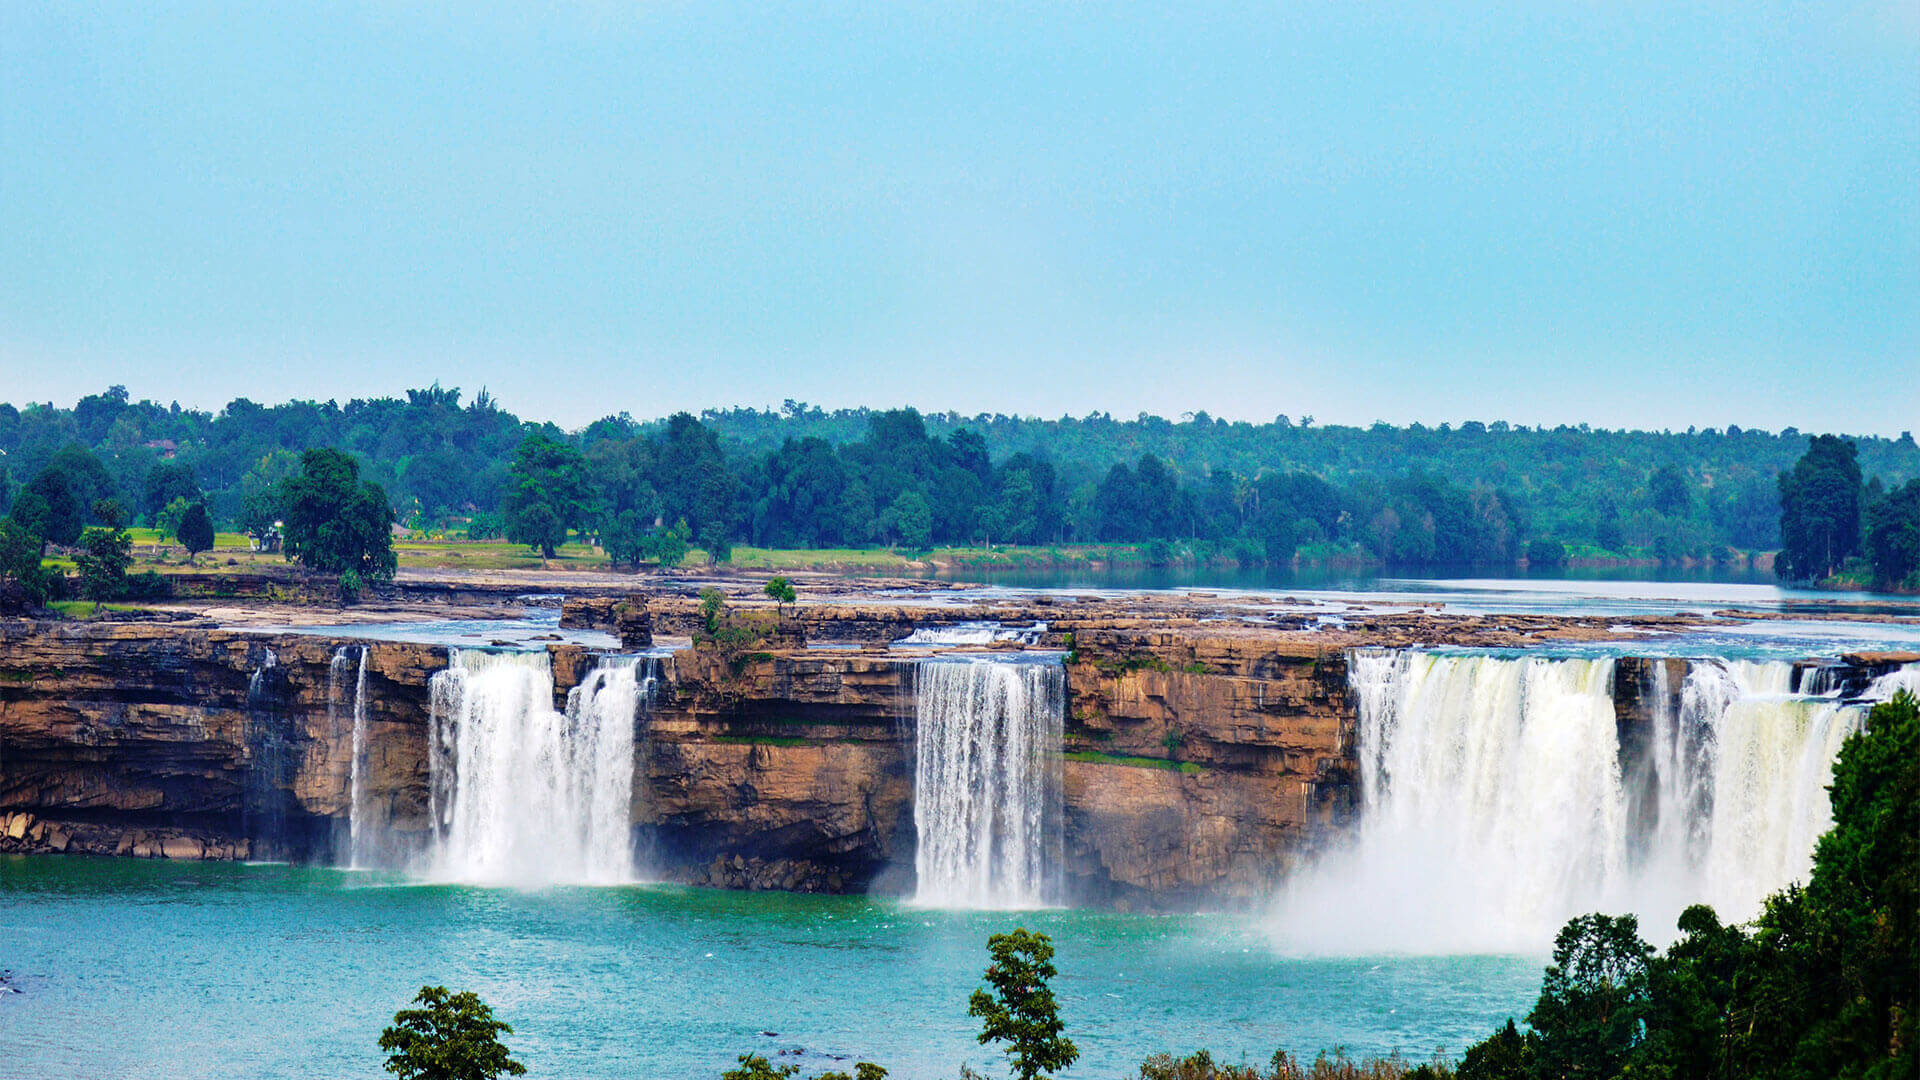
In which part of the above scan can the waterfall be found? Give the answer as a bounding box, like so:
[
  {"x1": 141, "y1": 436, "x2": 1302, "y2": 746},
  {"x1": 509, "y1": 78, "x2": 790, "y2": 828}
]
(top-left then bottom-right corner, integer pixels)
[
  {"x1": 426, "y1": 649, "x2": 654, "y2": 885},
  {"x1": 1273, "y1": 651, "x2": 1889, "y2": 955},
  {"x1": 243, "y1": 648, "x2": 290, "y2": 861},
  {"x1": 328, "y1": 646, "x2": 374, "y2": 869},
  {"x1": 911, "y1": 656, "x2": 1065, "y2": 909}
]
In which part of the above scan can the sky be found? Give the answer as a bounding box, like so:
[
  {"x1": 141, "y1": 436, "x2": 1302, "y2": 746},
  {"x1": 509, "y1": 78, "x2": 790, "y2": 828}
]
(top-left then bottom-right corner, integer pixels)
[{"x1": 2, "y1": 2, "x2": 1916, "y2": 435}]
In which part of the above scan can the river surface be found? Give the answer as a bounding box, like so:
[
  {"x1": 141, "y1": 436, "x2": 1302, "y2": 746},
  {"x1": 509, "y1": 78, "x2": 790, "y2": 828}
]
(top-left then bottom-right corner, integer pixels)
[{"x1": 0, "y1": 857, "x2": 1533, "y2": 1080}]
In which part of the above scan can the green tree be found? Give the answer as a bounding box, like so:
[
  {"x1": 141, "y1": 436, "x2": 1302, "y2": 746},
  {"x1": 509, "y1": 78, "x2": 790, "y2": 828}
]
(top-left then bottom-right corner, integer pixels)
[
  {"x1": 1649, "y1": 464, "x2": 1691, "y2": 516},
  {"x1": 0, "y1": 518, "x2": 53, "y2": 612},
  {"x1": 378, "y1": 985, "x2": 526, "y2": 1080},
  {"x1": 178, "y1": 502, "x2": 216, "y2": 563},
  {"x1": 74, "y1": 522, "x2": 133, "y2": 601},
  {"x1": 1526, "y1": 913, "x2": 1653, "y2": 1079},
  {"x1": 1454, "y1": 1019, "x2": 1533, "y2": 1080},
  {"x1": 1786, "y1": 689, "x2": 1918, "y2": 1075},
  {"x1": 278, "y1": 448, "x2": 397, "y2": 579},
  {"x1": 655, "y1": 520, "x2": 691, "y2": 568},
  {"x1": 504, "y1": 430, "x2": 592, "y2": 559},
  {"x1": 142, "y1": 460, "x2": 201, "y2": 520},
  {"x1": 156, "y1": 496, "x2": 191, "y2": 540},
  {"x1": 1777, "y1": 435, "x2": 1862, "y2": 581},
  {"x1": 20, "y1": 467, "x2": 83, "y2": 546},
  {"x1": 1864, "y1": 480, "x2": 1920, "y2": 589},
  {"x1": 763, "y1": 576, "x2": 797, "y2": 611},
  {"x1": 723, "y1": 1055, "x2": 796, "y2": 1080},
  {"x1": 886, "y1": 490, "x2": 932, "y2": 552},
  {"x1": 1526, "y1": 538, "x2": 1566, "y2": 570},
  {"x1": 970, "y1": 929, "x2": 1079, "y2": 1080}
]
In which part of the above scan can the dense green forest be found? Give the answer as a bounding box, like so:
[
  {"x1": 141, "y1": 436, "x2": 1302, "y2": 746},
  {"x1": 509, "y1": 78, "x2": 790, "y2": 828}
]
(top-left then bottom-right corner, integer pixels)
[{"x1": 2, "y1": 385, "x2": 1917, "y2": 576}]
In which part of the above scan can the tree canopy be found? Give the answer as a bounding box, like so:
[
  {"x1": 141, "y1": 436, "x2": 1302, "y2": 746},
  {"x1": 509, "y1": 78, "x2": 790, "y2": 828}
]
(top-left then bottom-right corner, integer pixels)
[
  {"x1": 377, "y1": 985, "x2": 525, "y2": 1080},
  {"x1": 277, "y1": 448, "x2": 397, "y2": 580}
]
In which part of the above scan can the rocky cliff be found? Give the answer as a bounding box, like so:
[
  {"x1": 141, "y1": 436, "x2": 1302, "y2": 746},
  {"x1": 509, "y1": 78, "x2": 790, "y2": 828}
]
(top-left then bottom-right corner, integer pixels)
[
  {"x1": 5, "y1": 614, "x2": 1891, "y2": 909},
  {"x1": 0, "y1": 621, "x2": 439, "y2": 862}
]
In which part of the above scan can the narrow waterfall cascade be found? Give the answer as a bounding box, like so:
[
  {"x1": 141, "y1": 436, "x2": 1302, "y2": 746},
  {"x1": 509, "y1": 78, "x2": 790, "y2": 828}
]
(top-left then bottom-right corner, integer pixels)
[
  {"x1": 426, "y1": 649, "x2": 655, "y2": 885},
  {"x1": 242, "y1": 648, "x2": 288, "y2": 860},
  {"x1": 911, "y1": 656, "x2": 1066, "y2": 909},
  {"x1": 1274, "y1": 651, "x2": 1911, "y2": 955},
  {"x1": 328, "y1": 646, "x2": 374, "y2": 868}
]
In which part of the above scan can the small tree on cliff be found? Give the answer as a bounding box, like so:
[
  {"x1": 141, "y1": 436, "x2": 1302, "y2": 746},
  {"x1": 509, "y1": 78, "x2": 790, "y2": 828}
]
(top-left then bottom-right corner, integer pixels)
[
  {"x1": 378, "y1": 985, "x2": 525, "y2": 1080},
  {"x1": 970, "y1": 929, "x2": 1078, "y2": 1080},
  {"x1": 763, "y1": 575, "x2": 797, "y2": 613}
]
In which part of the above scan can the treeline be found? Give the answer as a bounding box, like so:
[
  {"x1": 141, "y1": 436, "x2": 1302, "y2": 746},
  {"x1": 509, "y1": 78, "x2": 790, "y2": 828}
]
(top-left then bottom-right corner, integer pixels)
[
  {"x1": 3, "y1": 385, "x2": 1919, "y2": 570},
  {"x1": 1778, "y1": 434, "x2": 1920, "y2": 589}
]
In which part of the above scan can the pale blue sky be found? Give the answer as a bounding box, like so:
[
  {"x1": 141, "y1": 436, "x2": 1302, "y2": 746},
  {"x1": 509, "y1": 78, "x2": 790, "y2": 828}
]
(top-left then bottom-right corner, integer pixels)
[{"x1": 3, "y1": 2, "x2": 1915, "y2": 433}]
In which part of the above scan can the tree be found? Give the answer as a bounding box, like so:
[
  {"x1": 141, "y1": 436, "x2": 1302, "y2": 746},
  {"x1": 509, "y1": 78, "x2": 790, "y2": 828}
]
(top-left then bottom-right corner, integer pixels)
[
  {"x1": 1454, "y1": 1019, "x2": 1533, "y2": 1080},
  {"x1": 723, "y1": 1055, "x2": 797, "y2": 1080},
  {"x1": 886, "y1": 491, "x2": 932, "y2": 552},
  {"x1": 0, "y1": 518, "x2": 52, "y2": 612},
  {"x1": 1864, "y1": 480, "x2": 1920, "y2": 589},
  {"x1": 1526, "y1": 913, "x2": 1653, "y2": 1079},
  {"x1": 1789, "y1": 689, "x2": 1918, "y2": 1074},
  {"x1": 20, "y1": 467, "x2": 83, "y2": 546},
  {"x1": 1526, "y1": 538, "x2": 1566, "y2": 570},
  {"x1": 722, "y1": 1055, "x2": 887, "y2": 1080},
  {"x1": 763, "y1": 576, "x2": 797, "y2": 611},
  {"x1": 1777, "y1": 435, "x2": 1862, "y2": 581},
  {"x1": 142, "y1": 460, "x2": 201, "y2": 520},
  {"x1": 377, "y1": 985, "x2": 525, "y2": 1080},
  {"x1": 74, "y1": 522, "x2": 133, "y2": 601},
  {"x1": 504, "y1": 430, "x2": 592, "y2": 559},
  {"x1": 155, "y1": 496, "x2": 191, "y2": 541},
  {"x1": 1650, "y1": 464, "x2": 1691, "y2": 516},
  {"x1": 178, "y1": 502, "x2": 215, "y2": 563},
  {"x1": 969, "y1": 929, "x2": 1078, "y2": 1080},
  {"x1": 278, "y1": 448, "x2": 397, "y2": 580}
]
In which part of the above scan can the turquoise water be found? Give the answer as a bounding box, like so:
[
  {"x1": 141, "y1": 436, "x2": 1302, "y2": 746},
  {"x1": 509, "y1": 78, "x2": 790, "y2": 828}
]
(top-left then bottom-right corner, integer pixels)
[{"x1": 0, "y1": 857, "x2": 1537, "y2": 1079}]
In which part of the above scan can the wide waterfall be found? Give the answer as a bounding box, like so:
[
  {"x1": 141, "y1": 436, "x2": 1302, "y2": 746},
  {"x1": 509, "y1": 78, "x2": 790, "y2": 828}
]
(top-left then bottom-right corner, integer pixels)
[
  {"x1": 911, "y1": 656, "x2": 1066, "y2": 909},
  {"x1": 1273, "y1": 651, "x2": 1897, "y2": 954},
  {"x1": 426, "y1": 649, "x2": 654, "y2": 885}
]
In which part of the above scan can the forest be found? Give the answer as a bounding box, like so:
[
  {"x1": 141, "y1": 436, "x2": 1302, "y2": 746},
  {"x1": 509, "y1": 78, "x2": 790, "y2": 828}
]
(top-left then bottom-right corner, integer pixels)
[{"x1": 2, "y1": 385, "x2": 1918, "y2": 579}]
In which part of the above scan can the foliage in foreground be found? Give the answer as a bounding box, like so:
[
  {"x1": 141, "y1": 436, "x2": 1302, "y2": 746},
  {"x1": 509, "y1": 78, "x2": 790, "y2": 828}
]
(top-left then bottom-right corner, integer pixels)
[
  {"x1": 723, "y1": 1053, "x2": 887, "y2": 1080},
  {"x1": 970, "y1": 928, "x2": 1080, "y2": 1080},
  {"x1": 379, "y1": 985, "x2": 526, "y2": 1080},
  {"x1": 1139, "y1": 1049, "x2": 1450, "y2": 1080}
]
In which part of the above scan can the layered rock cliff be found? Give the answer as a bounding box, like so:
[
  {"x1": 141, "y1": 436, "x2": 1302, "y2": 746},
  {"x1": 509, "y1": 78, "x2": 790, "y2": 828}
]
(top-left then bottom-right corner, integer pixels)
[{"x1": 5, "y1": 614, "x2": 1892, "y2": 909}]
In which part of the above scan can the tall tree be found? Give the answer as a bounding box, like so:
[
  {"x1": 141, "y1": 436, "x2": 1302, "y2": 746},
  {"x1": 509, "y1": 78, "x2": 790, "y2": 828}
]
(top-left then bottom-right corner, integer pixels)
[
  {"x1": 1526, "y1": 913, "x2": 1654, "y2": 1079},
  {"x1": 278, "y1": 448, "x2": 397, "y2": 579},
  {"x1": 969, "y1": 929, "x2": 1079, "y2": 1080},
  {"x1": 503, "y1": 430, "x2": 592, "y2": 559},
  {"x1": 178, "y1": 502, "x2": 216, "y2": 563},
  {"x1": 1777, "y1": 435, "x2": 1863, "y2": 581}
]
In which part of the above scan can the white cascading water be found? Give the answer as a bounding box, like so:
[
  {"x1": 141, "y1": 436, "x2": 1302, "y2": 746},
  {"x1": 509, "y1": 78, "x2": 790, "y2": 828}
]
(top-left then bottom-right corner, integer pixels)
[
  {"x1": 912, "y1": 657, "x2": 1065, "y2": 908},
  {"x1": 328, "y1": 646, "x2": 375, "y2": 868},
  {"x1": 1274, "y1": 651, "x2": 1907, "y2": 955},
  {"x1": 1666, "y1": 660, "x2": 1860, "y2": 922},
  {"x1": 1276, "y1": 651, "x2": 1627, "y2": 954},
  {"x1": 426, "y1": 649, "x2": 652, "y2": 885}
]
